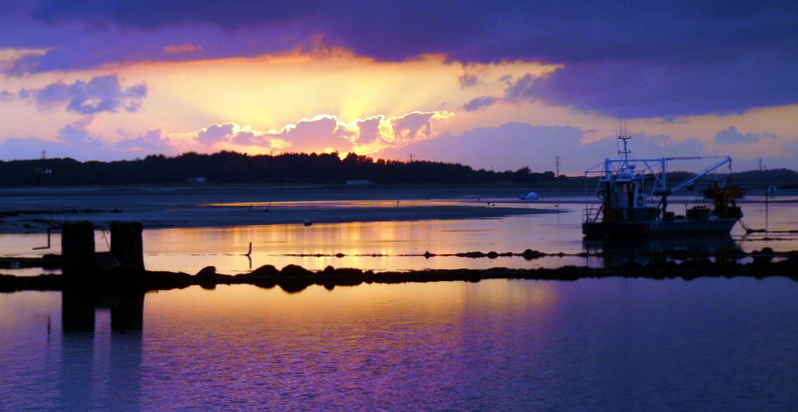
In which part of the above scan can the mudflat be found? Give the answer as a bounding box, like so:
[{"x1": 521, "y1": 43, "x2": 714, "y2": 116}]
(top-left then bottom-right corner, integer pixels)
[{"x1": 0, "y1": 184, "x2": 581, "y2": 234}]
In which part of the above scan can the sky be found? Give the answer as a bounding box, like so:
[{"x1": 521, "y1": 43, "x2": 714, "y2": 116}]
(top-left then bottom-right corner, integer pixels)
[{"x1": 1, "y1": 0, "x2": 796, "y2": 175}]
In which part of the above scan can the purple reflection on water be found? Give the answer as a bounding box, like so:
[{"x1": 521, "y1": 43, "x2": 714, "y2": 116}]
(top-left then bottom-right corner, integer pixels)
[{"x1": 1, "y1": 278, "x2": 796, "y2": 410}]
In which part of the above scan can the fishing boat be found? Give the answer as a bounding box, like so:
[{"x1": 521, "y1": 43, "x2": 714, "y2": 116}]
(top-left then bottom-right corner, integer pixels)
[{"x1": 582, "y1": 133, "x2": 743, "y2": 238}]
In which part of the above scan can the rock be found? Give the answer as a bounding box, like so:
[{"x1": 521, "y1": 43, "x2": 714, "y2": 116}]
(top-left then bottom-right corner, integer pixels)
[
  {"x1": 249, "y1": 264, "x2": 279, "y2": 277},
  {"x1": 195, "y1": 266, "x2": 217, "y2": 289},
  {"x1": 521, "y1": 249, "x2": 545, "y2": 260},
  {"x1": 195, "y1": 266, "x2": 216, "y2": 279},
  {"x1": 281, "y1": 264, "x2": 312, "y2": 276}
]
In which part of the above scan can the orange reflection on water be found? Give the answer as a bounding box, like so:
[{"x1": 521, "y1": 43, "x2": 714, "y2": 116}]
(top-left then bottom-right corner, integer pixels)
[
  {"x1": 140, "y1": 279, "x2": 561, "y2": 408},
  {"x1": 142, "y1": 218, "x2": 523, "y2": 273},
  {"x1": 143, "y1": 280, "x2": 559, "y2": 363}
]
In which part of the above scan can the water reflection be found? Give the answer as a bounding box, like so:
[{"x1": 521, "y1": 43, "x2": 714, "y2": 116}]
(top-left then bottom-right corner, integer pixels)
[
  {"x1": 141, "y1": 214, "x2": 586, "y2": 274},
  {"x1": 583, "y1": 236, "x2": 742, "y2": 267},
  {"x1": 61, "y1": 289, "x2": 145, "y2": 333},
  {"x1": 60, "y1": 291, "x2": 144, "y2": 409},
  {"x1": 1, "y1": 277, "x2": 797, "y2": 410},
  {"x1": 0, "y1": 200, "x2": 794, "y2": 276}
]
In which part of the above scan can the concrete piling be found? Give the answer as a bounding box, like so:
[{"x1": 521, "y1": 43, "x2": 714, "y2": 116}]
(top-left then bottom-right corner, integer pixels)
[
  {"x1": 110, "y1": 221, "x2": 144, "y2": 271},
  {"x1": 61, "y1": 221, "x2": 97, "y2": 281}
]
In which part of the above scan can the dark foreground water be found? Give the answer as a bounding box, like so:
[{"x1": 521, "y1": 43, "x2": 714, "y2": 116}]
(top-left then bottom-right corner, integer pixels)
[{"x1": 2, "y1": 278, "x2": 796, "y2": 411}]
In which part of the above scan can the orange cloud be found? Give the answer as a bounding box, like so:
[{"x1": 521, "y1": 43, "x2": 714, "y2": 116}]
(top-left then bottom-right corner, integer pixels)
[{"x1": 162, "y1": 44, "x2": 204, "y2": 54}]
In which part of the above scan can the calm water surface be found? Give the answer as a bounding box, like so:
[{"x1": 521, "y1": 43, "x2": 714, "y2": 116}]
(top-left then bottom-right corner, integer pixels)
[
  {"x1": 1, "y1": 195, "x2": 797, "y2": 410},
  {"x1": 1, "y1": 196, "x2": 796, "y2": 275},
  {"x1": 1, "y1": 278, "x2": 796, "y2": 411}
]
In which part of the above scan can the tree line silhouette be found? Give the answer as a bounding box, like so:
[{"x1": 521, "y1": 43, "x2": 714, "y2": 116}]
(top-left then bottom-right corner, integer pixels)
[{"x1": 0, "y1": 151, "x2": 562, "y2": 186}]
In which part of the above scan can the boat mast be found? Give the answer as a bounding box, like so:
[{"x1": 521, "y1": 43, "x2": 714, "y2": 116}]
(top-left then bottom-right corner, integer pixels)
[{"x1": 617, "y1": 117, "x2": 632, "y2": 172}]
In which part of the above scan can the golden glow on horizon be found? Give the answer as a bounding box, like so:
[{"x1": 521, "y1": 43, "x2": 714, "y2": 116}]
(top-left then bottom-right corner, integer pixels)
[{"x1": 0, "y1": 43, "x2": 794, "y2": 171}]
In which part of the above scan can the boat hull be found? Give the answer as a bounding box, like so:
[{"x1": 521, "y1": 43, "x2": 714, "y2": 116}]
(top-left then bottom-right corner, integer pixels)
[{"x1": 582, "y1": 218, "x2": 740, "y2": 239}]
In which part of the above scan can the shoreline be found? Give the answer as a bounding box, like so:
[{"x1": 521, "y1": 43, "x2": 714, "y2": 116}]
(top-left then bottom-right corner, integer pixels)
[
  {"x1": 0, "y1": 184, "x2": 575, "y2": 234},
  {"x1": 2, "y1": 184, "x2": 796, "y2": 235}
]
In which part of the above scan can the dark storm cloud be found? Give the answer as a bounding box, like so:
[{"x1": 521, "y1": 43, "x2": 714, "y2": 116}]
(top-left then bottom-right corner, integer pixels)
[
  {"x1": 13, "y1": 0, "x2": 798, "y2": 117},
  {"x1": 505, "y1": 49, "x2": 798, "y2": 118},
  {"x1": 19, "y1": 74, "x2": 147, "y2": 114},
  {"x1": 27, "y1": 1, "x2": 797, "y2": 62}
]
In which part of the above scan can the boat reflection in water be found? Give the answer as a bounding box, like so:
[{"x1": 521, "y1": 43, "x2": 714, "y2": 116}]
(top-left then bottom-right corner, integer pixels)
[{"x1": 583, "y1": 235, "x2": 741, "y2": 268}]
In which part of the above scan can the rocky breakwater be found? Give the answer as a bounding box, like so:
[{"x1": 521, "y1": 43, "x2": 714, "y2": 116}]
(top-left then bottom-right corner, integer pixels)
[{"x1": 2, "y1": 249, "x2": 796, "y2": 294}]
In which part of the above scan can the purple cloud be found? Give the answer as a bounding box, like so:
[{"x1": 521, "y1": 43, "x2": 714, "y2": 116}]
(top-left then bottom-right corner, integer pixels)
[
  {"x1": 0, "y1": 123, "x2": 177, "y2": 161},
  {"x1": 19, "y1": 74, "x2": 147, "y2": 114},
  {"x1": 354, "y1": 116, "x2": 384, "y2": 145},
  {"x1": 24, "y1": 1, "x2": 796, "y2": 62},
  {"x1": 714, "y1": 126, "x2": 776, "y2": 145},
  {"x1": 463, "y1": 96, "x2": 498, "y2": 112},
  {"x1": 1, "y1": 0, "x2": 794, "y2": 118},
  {"x1": 57, "y1": 117, "x2": 99, "y2": 144},
  {"x1": 390, "y1": 112, "x2": 434, "y2": 142},
  {"x1": 507, "y1": 51, "x2": 798, "y2": 118},
  {"x1": 378, "y1": 122, "x2": 719, "y2": 173},
  {"x1": 0, "y1": 90, "x2": 16, "y2": 102},
  {"x1": 231, "y1": 131, "x2": 258, "y2": 146},
  {"x1": 197, "y1": 123, "x2": 236, "y2": 146},
  {"x1": 274, "y1": 116, "x2": 355, "y2": 153},
  {"x1": 116, "y1": 129, "x2": 174, "y2": 153}
]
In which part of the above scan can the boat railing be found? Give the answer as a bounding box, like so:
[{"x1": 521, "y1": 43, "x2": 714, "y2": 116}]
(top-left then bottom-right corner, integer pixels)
[{"x1": 583, "y1": 206, "x2": 601, "y2": 223}]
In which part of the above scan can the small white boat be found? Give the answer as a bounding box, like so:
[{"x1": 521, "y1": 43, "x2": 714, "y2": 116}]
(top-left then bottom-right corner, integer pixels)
[{"x1": 519, "y1": 192, "x2": 543, "y2": 200}]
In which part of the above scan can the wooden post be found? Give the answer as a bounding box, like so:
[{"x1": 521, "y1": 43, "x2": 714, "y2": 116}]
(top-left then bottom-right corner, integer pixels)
[
  {"x1": 110, "y1": 221, "x2": 144, "y2": 271},
  {"x1": 61, "y1": 221, "x2": 97, "y2": 281}
]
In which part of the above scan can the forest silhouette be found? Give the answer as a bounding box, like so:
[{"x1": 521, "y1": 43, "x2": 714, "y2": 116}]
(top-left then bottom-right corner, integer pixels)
[
  {"x1": 0, "y1": 151, "x2": 560, "y2": 186},
  {"x1": 1, "y1": 150, "x2": 793, "y2": 187}
]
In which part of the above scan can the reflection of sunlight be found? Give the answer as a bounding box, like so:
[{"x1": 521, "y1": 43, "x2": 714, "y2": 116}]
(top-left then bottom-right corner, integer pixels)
[
  {"x1": 145, "y1": 280, "x2": 557, "y2": 330},
  {"x1": 140, "y1": 215, "x2": 584, "y2": 273},
  {"x1": 137, "y1": 279, "x2": 561, "y2": 404}
]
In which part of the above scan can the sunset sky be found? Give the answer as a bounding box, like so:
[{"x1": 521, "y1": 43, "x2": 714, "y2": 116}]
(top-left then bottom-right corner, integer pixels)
[{"x1": 1, "y1": 0, "x2": 796, "y2": 174}]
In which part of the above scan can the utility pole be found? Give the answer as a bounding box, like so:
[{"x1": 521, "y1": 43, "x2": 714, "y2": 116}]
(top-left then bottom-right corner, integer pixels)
[{"x1": 555, "y1": 156, "x2": 560, "y2": 176}]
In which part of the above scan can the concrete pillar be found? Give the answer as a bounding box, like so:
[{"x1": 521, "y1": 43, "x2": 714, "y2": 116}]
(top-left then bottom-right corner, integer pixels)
[
  {"x1": 110, "y1": 221, "x2": 144, "y2": 271},
  {"x1": 61, "y1": 288, "x2": 95, "y2": 333},
  {"x1": 61, "y1": 221, "x2": 96, "y2": 280},
  {"x1": 110, "y1": 293, "x2": 145, "y2": 331}
]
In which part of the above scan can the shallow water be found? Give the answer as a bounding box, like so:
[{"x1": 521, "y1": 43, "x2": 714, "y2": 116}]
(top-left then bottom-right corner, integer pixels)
[
  {"x1": 1, "y1": 278, "x2": 796, "y2": 411},
  {"x1": 1, "y1": 196, "x2": 795, "y2": 275},
  {"x1": 2, "y1": 195, "x2": 796, "y2": 410}
]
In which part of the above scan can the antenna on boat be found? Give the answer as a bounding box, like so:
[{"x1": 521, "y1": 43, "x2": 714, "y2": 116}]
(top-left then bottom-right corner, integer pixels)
[{"x1": 617, "y1": 115, "x2": 631, "y2": 170}]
